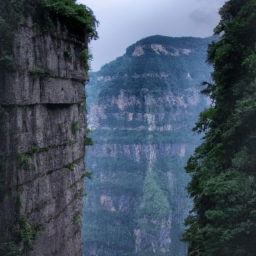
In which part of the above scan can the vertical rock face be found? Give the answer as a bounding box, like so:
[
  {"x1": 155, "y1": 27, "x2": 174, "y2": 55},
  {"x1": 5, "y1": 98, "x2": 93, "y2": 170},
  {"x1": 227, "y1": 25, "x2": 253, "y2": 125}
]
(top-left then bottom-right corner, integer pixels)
[
  {"x1": 0, "y1": 17, "x2": 88, "y2": 256},
  {"x1": 83, "y1": 35, "x2": 214, "y2": 255}
]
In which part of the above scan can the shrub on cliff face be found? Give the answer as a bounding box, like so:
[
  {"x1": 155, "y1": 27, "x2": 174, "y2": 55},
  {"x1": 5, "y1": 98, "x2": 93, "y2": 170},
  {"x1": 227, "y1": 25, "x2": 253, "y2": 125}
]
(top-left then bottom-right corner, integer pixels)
[
  {"x1": 80, "y1": 48, "x2": 93, "y2": 71},
  {"x1": 28, "y1": 67, "x2": 48, "y2": 79},
  {"x1": 138, "y1": 171, "x2": 170, "y2": 220}
]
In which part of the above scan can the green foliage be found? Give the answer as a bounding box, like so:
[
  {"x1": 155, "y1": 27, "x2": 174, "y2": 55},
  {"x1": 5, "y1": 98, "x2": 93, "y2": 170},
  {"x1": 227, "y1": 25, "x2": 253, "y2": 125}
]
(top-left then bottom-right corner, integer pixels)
[
  {"x1": 0, "y1": 216, "x2": 45, "y2": 255},
  {"x1": 0, "y1": 55, "x2": 13, "y2": 70},
  {"x1": 71, "y1": 121, "x2": 79, "y2": 133},
  {"x1": 42, "y1": 0, "x2": 98, "y2": 38},
  {"x1": 85, "y1": 171, "x2": 93, "y2": 180},
  {"x1": 138, "y1": 171, "x2": 170, "y2": 220},
  {"x1": 84, "y1": 137, "x2": 94, "y2": 146},
  {"x1": 0, "y1": 1, "x2": 22, "y2": 71},
  {"x1": 68, "y1": 140, "x2": 77, "y2": 146},
  {"x1": 0, "y1": 0, "x2": 98, "y2": 73},
  {"x1": 16, "y1": 153, "x2": 31, "y2": 167},
  {"x1": 13, "y1": 145, "x2": 58, "y2": 172},
  {"x1": 80, "y1": 49, "x2": 92, "y2": 63},
  {"x1": 65, "y1": 162, "x2": 75, "y2": 170},
  {"x1": 74, "y1": 188, "x2": 86, "y2": 199},
  {"x1": 64, "y1": 49, "x2": 72, "y2": 58},
  {"x1": 84, "y1": 129, "x2": 94, "y2": 146},
  {"x1": 72, "y1": 211, "x2": 81, "y2": 226},
  {"x1": 183, "y1": 0, "x2": 256, "y2": 255},
  {"x1": 19, "y1": 215, "x2": 45, "y2": 248},
  {"x1": 28, "y1": 67, "x2": 48, "y2": 79},
  {"x1": 80, "y1": 48, "x2": 93, "y2": 70},
  {"x1": 19, "y1": 214, "x2": 36, "y2": 248},
  {"x1": 0, "y1": 242, "x2": 19, "y2": 256},
  {"x1": 65, "y1": 157, "x2": 83, "y2": 170}
]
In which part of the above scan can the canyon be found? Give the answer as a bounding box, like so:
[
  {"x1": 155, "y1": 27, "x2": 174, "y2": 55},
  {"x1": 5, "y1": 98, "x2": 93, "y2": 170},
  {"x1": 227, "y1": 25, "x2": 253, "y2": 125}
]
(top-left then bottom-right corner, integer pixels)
[{"x1": 83, "y1": 35, "x2": 215, "y2": 255}]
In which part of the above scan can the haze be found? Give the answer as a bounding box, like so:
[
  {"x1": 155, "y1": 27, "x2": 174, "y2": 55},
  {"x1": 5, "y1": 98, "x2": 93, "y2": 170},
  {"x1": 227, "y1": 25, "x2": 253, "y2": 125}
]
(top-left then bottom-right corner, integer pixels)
[{"x1": 79, "y1": 0, "x2": 226, "y2": 71}]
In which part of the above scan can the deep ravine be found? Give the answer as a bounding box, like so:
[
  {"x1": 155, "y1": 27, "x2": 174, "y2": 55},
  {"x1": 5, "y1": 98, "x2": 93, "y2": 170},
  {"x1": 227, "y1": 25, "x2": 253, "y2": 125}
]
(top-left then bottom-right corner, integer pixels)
[{"x1": 83, "y1": 35, "x2": 215, "y2": 256}]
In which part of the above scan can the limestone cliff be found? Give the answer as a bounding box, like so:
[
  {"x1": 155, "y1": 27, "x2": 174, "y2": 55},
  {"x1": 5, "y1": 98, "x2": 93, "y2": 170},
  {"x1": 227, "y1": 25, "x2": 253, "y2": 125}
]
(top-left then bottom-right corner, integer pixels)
[
  {"x1": 83, "y1": 35, "x2": 215, "y2": 255},
  {"x1": 0, "y1": 2, "x2": 96, "y2": 255}
]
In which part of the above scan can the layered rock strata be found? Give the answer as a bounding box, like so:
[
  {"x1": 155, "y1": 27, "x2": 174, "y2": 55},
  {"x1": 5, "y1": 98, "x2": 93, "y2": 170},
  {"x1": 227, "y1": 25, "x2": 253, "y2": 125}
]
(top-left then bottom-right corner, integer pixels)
[{"x1": 83, "y1": 36, "x2": 215, "y2": 255}]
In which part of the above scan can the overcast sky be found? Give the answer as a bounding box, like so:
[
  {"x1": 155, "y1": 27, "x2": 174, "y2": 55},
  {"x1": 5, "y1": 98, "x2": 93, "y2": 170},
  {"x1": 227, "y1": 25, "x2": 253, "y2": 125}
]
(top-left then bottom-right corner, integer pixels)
[{"x1": 79, "y1": 0, "x2": 226, "y2": 71}]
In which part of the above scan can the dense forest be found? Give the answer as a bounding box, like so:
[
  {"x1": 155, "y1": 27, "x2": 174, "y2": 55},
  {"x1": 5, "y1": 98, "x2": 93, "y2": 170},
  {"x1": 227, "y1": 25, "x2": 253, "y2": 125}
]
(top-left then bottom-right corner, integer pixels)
[{"x1": 182, "y1": 0, "x2": 256, "y2": 255}]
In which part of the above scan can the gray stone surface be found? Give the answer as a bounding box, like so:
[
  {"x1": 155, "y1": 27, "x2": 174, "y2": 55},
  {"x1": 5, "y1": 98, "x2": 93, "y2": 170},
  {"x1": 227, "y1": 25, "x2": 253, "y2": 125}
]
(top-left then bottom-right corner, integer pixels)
[
  {"x1": 0, "y1": 16, "x2": 88, "y2": 256},
  {"x1": 0, "y1": 17, "x2": 88, "y2": 105}
]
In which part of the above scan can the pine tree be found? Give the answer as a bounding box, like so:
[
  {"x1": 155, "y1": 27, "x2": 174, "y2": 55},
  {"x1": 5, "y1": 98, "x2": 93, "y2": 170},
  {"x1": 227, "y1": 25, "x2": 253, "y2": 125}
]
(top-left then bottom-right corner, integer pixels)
[{"x1": 182, "y1": 0, "x2": 256, "y2": 255}]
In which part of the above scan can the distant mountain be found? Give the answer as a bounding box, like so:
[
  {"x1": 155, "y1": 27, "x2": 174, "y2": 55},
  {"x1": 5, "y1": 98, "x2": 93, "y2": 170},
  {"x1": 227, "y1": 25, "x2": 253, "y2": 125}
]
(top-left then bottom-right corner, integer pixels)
[{"x1": 83, "y1": 35, "x2": 215, "y2": 256}]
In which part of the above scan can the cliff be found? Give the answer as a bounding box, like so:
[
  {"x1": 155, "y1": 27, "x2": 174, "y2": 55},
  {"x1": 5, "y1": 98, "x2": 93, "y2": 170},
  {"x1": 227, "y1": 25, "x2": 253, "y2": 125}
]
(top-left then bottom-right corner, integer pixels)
[
  {"x1": 0, "y1": 1, "x2": 96, "y2": 255},
  {"x1": 83, "y1": 35, "x2": 214, "y2": 255}
]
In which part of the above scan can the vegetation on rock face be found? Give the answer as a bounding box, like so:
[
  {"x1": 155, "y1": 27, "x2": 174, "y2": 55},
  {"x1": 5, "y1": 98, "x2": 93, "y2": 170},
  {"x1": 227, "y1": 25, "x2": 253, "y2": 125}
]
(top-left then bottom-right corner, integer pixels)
[
  {"x1": 182, "y1": 0, "x2": 256, "y2": 255},
  {"x1": 0, "y1": 0, "x2": 98, "y2": 71},
  {"x1": 28, "y1": 67, "x2": 49, "y2": 79},
  {"x1": 138, "y1": 171, "x2": 170, "y2": 220},
  {"x1": 84, "y1": 129, "x2": 94, "y2": 146},
  {"x1": 83, "y1": 36, "x2": 214, "y2": 255},
  {"x1": 80, "y1": 48, "x2": 93, "y2": 70},
  {"x1": 0, "y1": 0, "x2": 97, "y2": 255}
]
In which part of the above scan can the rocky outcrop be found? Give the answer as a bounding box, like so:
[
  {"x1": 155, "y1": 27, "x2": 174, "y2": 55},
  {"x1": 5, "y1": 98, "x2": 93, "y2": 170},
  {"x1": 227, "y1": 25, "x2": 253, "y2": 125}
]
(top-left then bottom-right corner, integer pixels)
[
  {"x1": 0, "y1": 16, "x2": 88, "y2": 256},
  {"x1": 83, "y1": 35, "x2": 215, "y2": 255}
]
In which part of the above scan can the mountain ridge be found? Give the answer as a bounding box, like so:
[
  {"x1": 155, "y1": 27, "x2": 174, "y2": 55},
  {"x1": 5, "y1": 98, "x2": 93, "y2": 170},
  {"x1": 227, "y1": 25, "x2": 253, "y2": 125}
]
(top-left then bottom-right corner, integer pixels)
[{"x1": 83, "y1": 35, "x2": 214, "y2": 256}]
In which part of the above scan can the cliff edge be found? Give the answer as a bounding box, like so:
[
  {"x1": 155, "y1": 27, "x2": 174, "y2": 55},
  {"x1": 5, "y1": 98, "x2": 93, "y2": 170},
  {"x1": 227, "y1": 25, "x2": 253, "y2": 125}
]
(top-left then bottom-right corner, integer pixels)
[{"x1": 0, "y1": 1, "x2": 97, "y2": 255}]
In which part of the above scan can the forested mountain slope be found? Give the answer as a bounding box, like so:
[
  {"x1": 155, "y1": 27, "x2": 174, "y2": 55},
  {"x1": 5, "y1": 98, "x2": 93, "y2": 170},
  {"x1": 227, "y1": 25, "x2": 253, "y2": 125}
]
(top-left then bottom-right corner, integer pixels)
[
  {"x1": 182, "y1": 0, "x2": 256, "y2": 255},
  {"x1": 83, "y1": 35, "x2": 215, "y2": 255}
]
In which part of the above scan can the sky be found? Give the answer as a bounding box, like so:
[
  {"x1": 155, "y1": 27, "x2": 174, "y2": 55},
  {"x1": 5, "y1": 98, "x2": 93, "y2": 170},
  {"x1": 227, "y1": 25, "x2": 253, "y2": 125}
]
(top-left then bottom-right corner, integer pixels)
[{"x1": 79, "y1": 0, "x2": 226, "y2": 71}]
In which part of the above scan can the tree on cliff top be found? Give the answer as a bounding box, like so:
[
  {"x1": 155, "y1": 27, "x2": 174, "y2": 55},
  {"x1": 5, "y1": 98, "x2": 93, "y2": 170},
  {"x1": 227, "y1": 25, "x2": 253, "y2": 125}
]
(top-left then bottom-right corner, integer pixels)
[
  {"x1": 182, "y1": 0, "x2": 256, "y2": 255},
  {"x1": 0, "y1": 0, "x2": 98, "y2": 70}
]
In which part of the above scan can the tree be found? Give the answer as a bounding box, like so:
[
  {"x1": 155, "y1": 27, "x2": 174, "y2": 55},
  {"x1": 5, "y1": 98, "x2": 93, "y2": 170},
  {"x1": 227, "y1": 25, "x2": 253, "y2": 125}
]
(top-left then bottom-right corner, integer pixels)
[
  {"x1": 138, "y1": 171, "x2": 170, "y2": 220},
  {"x1": 182, "y1": 0, "x2": 256, "y2": 255}
]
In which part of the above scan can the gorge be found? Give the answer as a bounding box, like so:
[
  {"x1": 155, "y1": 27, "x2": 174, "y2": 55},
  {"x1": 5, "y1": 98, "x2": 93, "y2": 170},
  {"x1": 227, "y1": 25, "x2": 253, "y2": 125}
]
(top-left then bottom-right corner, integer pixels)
[
  {"x1": 1, "y1": 1, "x2": 255, "y2": 255},
  {"x1": 83, "y1": 35, "x2": 215, "y2": 256}
]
